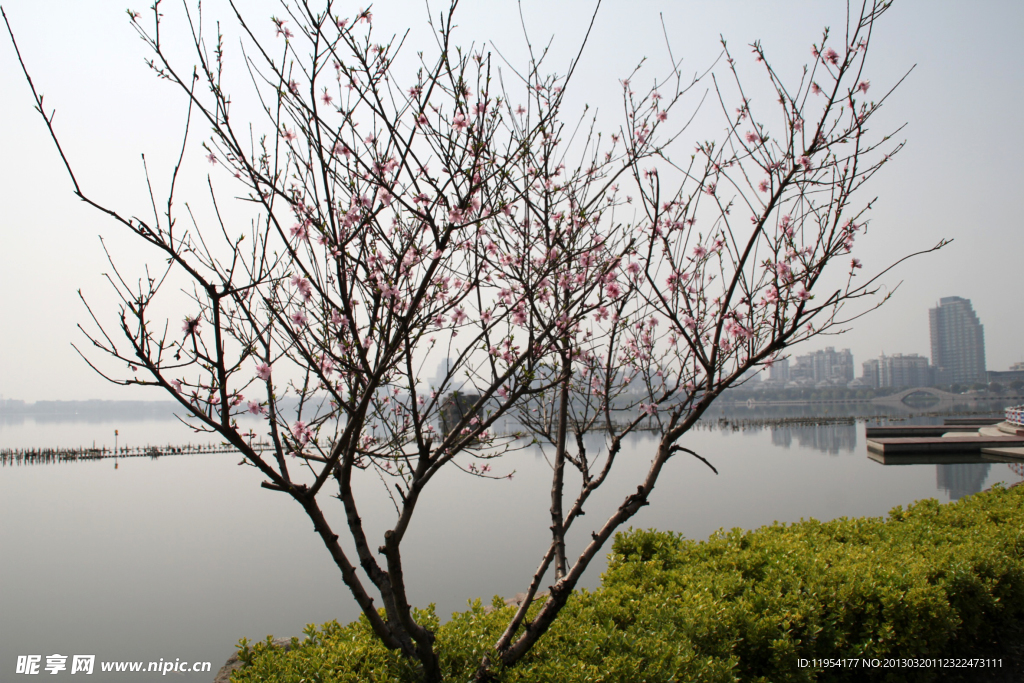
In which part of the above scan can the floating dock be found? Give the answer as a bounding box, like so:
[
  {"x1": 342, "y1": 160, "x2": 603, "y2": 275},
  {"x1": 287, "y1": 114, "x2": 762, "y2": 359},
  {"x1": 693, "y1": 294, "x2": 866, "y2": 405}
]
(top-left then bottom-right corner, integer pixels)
[
  {"x1": 943, "y1": 417, "x2": 1004, "y2": 426},
  {"x1": 867, "y1": 435, "x2": 1024, "y2": 455},
  {"x1": 981, "y1": 447, "x2": 1024, "y2": 462},
  {"x1": 866, "y1": 416, "x2": 1024, "y2": 465},
  {"x1": 865, "y1": 425, "x2": 980, "y2": 438}
]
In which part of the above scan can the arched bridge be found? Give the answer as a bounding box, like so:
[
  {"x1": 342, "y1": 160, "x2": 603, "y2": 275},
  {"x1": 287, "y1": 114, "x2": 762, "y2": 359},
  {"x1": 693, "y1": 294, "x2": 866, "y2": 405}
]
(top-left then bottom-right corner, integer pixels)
[{"x1": 870, "y1": 386, "x2": 968, "y2": 407}]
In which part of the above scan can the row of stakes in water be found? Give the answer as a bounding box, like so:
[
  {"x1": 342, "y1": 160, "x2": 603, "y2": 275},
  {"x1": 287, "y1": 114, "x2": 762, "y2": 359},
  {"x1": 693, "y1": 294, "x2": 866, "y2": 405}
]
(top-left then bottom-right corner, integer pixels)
[{"x1": 0, "y1": 441, "x2": 274, "y2": 467}]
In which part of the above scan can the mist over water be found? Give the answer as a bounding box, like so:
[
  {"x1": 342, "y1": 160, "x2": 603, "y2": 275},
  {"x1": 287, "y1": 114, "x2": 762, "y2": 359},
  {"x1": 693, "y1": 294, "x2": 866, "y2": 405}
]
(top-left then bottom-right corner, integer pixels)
[{"x1": 2, "y1": 404, "x2": 1021, "y2": 682}]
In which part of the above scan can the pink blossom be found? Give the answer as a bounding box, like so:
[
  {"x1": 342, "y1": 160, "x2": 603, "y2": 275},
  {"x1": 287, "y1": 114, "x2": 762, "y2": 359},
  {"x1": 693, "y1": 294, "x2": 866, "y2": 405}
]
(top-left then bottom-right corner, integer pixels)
[
  {"x1": 416, "y1": 113, "x2": 429, "y2": 126},
  {"x1": 290, "y1": 223, "x2": 309, "y2": 241},
  {"x1": 604, "y1": 282, "x2": 622, "y2": 299},
  {"x1": 857, "y1": 81, "x2": 870, "y2": 94},
  {"x1": 798, "y1": 156, "x2": 812, "y2": 172},
  {"x1": 745, "y1": 131, "x2": 760, "y2": 144},
  {"x1": 640, "y1": 403, "x2": 658, "y2": 416},
  {"x1": 480, "y1": 310, "x2": 493, "y2": 326},
  {"x1": 797, "y1": 287, "x2": 811, "y2": 301},
  {"x1": 515, "y1": 105, "x2": 526, "y2": 115},
  {"x1": 811, "y1": 82, "x2": 822, "y2": 95},
  {"x1": 851, "y1": 258, "x2": 862, "y2": 269},
  {"x1": 182, "y1": 316, "x2": 200, "y2": 335},
  {"x1": 692, "y1": 245, "x2": 708, "y2": 258},
  {"x1": 824, "y1": 48, "x2": 840, "y2": 65},
  {"x1": 726, "y1": 320, "x2": 752, "y2": 340},
  {"x1": 248, "y1": 401, "x2": 266, "y2": 415},
  {"x1": 321, "y1": 91, "x2": 333, "y2": 105},
  {"x1": 408, "y1": 85, "x2": 423, "y2": 98},
  {"x1": 452, "y1": 113, "x2": 468, "y2": 131},
  {"x1": 657, "y1": 111, "x2": 667, "y2": 122},
  {"x1": 206, "y1": 152, "x2": 217, "y2": 164},
  {"x1": 451, "y1": 308, "x2": 468, "y2": 325},
  {"x1": 291, "y1": 275, "x2": 313, "y2": 301},
  {"x1": 704, "y1": 183, "x2": 716, "y2": 196},
  {"x1": 272, "y1": 17, "x2": 293, "y2": 39},
  {"x1": 282, "y1": 126, "x2": 297, "y2": 142},
  {"x1": 171, "y1": 379, "x2": 182, "y2": 393},
  {"x1": 291, "y1": 421, "x2": 312, "y2": 445},
  {"x1": 758, "y1": 180, "x2": 769, "y2": 193}
]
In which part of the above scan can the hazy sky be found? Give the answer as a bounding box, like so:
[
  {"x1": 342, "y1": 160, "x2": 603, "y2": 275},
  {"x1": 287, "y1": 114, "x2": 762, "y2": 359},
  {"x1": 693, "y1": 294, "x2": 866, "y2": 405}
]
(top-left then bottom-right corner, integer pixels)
[{"x1": 1, "y1": 0, "x2": 1021, "y2": 402}]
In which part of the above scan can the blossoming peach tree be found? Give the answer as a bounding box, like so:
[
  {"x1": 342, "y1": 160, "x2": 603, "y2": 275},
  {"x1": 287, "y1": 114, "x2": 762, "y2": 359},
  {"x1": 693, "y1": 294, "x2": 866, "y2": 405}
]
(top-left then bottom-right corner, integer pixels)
[{"x1": 6, "y1": 0, "x2": 942, "y2": 680}]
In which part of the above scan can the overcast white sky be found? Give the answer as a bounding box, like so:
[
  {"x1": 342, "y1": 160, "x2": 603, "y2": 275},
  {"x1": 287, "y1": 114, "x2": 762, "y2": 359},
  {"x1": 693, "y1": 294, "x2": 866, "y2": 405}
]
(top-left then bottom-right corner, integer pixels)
[{"x1": 1, "y1": 0, "x2": 1021, "y2": 402}]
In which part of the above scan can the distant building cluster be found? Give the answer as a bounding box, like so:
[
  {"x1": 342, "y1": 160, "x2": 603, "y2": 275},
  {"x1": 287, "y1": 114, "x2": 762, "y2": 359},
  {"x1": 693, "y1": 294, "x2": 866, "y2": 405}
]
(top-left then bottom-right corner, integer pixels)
[
  {"x1": 858, "y1": 353, "x2": 933, "y2": 389},
  {"x1": 765, "y1": 347, "x2": 854, "y2": 389},
  {"x1": 755, "y1": 296, "x2": 1020, "y2": 391}
]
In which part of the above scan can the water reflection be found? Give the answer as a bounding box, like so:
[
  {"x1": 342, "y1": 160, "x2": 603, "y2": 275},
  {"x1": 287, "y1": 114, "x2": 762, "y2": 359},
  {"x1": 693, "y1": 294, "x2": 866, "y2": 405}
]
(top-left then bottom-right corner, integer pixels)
[
  {"x1": 1, "y1": 407, "x2": 1021, "y2": 683},
  {"x1": 770, "y1": 422, "x2": 857, "y2": 454},
  {"x1": 936, "y1": 463, "x2": 992, "y2": 501}
]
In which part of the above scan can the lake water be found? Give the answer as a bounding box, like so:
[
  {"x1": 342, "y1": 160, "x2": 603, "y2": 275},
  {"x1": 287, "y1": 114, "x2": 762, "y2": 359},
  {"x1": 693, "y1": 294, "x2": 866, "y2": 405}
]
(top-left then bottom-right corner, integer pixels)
[{"x1": 2, "y1": 405, "x2": 1021, "y2": 681}]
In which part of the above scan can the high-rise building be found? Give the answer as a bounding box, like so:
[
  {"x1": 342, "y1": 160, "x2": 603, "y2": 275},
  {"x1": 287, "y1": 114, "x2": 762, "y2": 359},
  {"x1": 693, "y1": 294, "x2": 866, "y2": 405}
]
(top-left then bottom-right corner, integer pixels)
[
  {"x1": 860, "y1": 358, "x2": 880, "y2": 388},
  {"x1": 929, "y1": 297, "x2": 986, "y2": 385},
  {"x1": 860, "y1": 354, "x2": 933, "y2": 389},
  {"x1": 768, "y1": 357, "x2": 790, "y2": 383},
  {"x1": 879, "y1": 353, "x2": 933, "y2": 388}
]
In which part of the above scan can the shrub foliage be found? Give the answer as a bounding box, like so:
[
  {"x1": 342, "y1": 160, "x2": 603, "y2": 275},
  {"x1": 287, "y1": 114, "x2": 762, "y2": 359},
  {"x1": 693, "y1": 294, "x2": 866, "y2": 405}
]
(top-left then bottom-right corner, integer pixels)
[{"x1": 233, "y1": 485, "x2": 1024, "y2": 682}]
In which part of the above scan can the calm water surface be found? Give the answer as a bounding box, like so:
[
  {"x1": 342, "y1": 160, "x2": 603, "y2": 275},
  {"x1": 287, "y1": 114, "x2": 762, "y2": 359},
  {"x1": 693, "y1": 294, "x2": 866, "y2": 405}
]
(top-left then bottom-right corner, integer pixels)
[{"x1": 2, "y1": 409, "x2": 1021, "y2": 681}]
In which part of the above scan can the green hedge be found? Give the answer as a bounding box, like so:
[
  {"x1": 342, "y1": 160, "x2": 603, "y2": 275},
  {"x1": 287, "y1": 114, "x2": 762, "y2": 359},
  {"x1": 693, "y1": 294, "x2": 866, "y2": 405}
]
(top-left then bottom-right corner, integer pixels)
[{"x1": 232, "y1": 484, "x2": 1024, "y2": 682}]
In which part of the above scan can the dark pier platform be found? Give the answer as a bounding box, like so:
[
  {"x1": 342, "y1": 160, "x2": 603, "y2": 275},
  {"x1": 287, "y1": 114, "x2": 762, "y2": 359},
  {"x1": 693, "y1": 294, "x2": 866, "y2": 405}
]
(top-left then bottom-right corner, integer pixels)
[
  {"x1": 866, "y1": 418, "x2": 1024, "y2": 464},
  {"x1": 865, "y1": 425, "x2": 980, "y2": 438}
]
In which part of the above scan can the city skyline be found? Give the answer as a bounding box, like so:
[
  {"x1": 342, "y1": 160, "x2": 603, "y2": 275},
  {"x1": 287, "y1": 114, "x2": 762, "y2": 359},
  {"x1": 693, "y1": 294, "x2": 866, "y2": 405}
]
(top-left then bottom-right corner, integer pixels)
[
  {"x1": 2, "y1": 1, "x2": 1022, "y2": 401},
  {"x1": 778, "y1": 294, "x2": 1018, "y2": 386},
  {"x1": 761, "y1": 295, "x2": 1020, "y2": 390}
]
